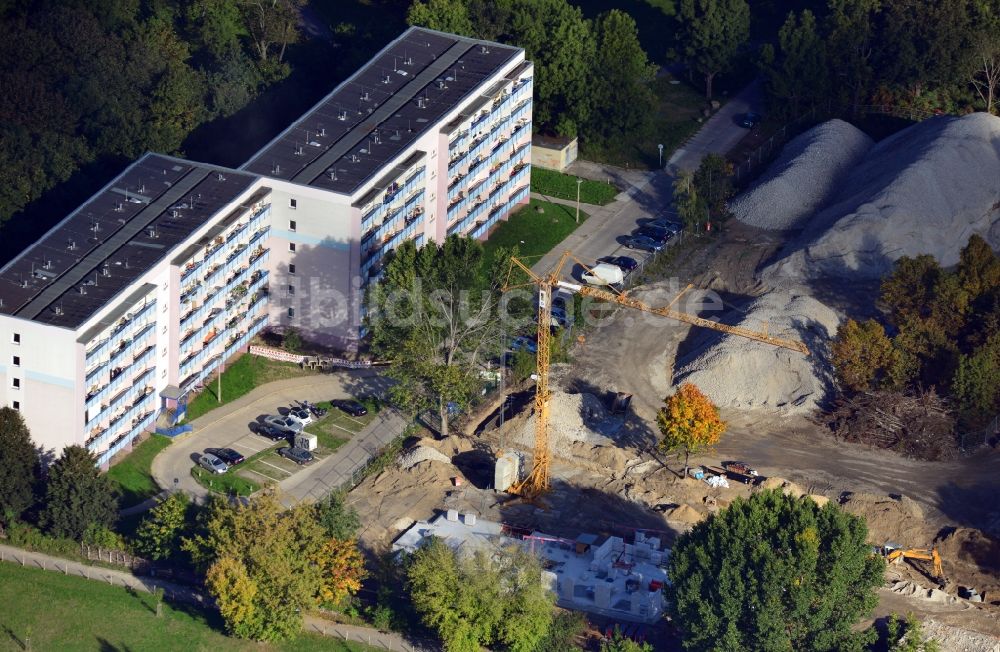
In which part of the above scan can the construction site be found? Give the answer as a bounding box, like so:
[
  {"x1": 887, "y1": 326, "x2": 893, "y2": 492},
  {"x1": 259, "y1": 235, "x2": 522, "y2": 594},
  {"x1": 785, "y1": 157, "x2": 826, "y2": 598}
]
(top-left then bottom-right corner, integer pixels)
[{"x1": 346, "y1": 113, "x2": 1000, "y2": 649}]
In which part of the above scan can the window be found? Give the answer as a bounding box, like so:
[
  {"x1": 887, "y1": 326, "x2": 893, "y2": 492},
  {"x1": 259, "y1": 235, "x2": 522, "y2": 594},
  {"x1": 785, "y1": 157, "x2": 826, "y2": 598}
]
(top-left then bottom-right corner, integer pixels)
[
  {"x1": 289, "y1": 220, "x2": 297, "y2": 232},
  {"x1": 288, "y1": 243, "x2": 296, "y2": 252},
  {"x1": 289, "y1": 198, "x2": 297, "y2": 209},
  {"x1": 287, "y1": 307, "x2": 295, "y2": 318},
  {"x1": 161, "y1": 369, "x2": 167, "y2": 379},
  {"x1": 11, "y1": 401, "x2": 19, "y2": 411},
  {"x1": 162, "y1": 303, "x2": 168, "y2": 312},
  {"x1": 11, "y1": 356, "x2": 20, "y2": 367},
  {"x1": 11, "y1": 333, "x2": 20, "y2": 345},
  {"x1": 287, "y1": 284, "x2": 295, "y2": 296},
  {"x1": 161, "y1": 347, "x2": 167, "y2": 357},
  {"x1": 288, "y1": 264, "x2": 296, "y2": 274},
  {"x1": 11, "y1": 378, "x2": 20, "y2": 389},
  {"x1": 162, "y1": 325, "x2": 167, "y2": 334}
]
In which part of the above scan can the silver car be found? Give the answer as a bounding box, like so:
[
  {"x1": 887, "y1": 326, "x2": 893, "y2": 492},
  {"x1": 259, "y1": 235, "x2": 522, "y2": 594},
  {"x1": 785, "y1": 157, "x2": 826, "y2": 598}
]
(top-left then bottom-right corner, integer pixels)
[
  {"x1": 199, "y1": 452, "x2": 228, "y2": 474},
  {"x1": 264, "y1": 414, "x2": 303, "y2": 436}
]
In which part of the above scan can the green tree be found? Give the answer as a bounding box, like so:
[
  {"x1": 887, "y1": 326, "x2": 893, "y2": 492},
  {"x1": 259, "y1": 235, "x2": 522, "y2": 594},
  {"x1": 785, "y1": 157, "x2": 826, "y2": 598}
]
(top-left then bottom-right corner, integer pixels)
[
  {"x1": 135, "y1": 492, "x2": 190, "y2": 561},
  {"x1": 673, "y1": 171, "x2": 707, "y2": 229},
  {"x1": 692, "y1": 153, "x2": 733, "y2": 220},
  {"x1": 195, "y1": 489, "x2": 326, "y2": 641},
  {"x1": 187, "y1": 0, "x2": 246, "y2": 58},
  {"x1": 673, "y1": 0, "x2": 750, "y2": 99},
  {"x1": 824, "y1": 0, "x2": 880, "y2": 112},
  {"x1": 504, "y1": 0, "x2": 595, "y2": 136},
  {"x1": 41, "y1": 446, "x2": 119, "y2": 541},
  {"x1": 602, "y1": 629, "x2": 652, "y2": 652},
  {"x1": 406, "y1": 537, "x2": 555, "y2": 652},
  {"x1": 831, "y1": 318, "x2": 896, "y2": 392},
  {"x1": 0, "y1": 407, "x2": 40, "y2": 524},
  {"x1": 240, "y1": 0, "x2": 304, "y2": 67},
  {"x1": 957, "y1": 234, "x2": 1000, "y2": 300},
  {"x1": 761, "y1": 10, "x2": 828, "y2": 116},
  {"x1": 282, "y1": 327, "x2": 302, "y2": 353},
  {"x1": 587, "y1": 10, "x2": 658, "y2": 147},
  {"x1": 887, "y1": 613, "x2": 942, "y2": 652},
  {"x1": 951, "y1": 334, "x2": 1000, "y2": 421},
  {"x1": 880, "y1": 255, "x2": 943, "y2": 325},
  {"x1": 368, "y1": 236, "x2": 512, "y2": 437},
  {"x1": 314, "y1": 490, "x2": 360, "y2": 540},
  {"x1": 406, "y1": 0, "x2": 475, "y2": 36},
  {"x1": 657, "y1": 383, "x2": 726, "y2": 477},
  {"x1": 668, "y1": 489, "x2": 885, "y2": 652},
  {"x1": 535, "y1": 611, "x2": 586, "y2": 652}
]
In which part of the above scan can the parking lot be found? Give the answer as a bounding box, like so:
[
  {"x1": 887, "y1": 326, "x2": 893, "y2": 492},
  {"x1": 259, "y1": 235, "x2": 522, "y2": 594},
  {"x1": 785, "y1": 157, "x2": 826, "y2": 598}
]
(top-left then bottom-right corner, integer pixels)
[{"x1": 190, "y1": 399, "x2": 378, "y2": 494}]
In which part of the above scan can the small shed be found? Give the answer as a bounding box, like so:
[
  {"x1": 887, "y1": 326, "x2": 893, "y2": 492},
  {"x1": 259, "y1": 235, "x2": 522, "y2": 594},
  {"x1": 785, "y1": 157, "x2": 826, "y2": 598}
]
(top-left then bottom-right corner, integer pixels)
[
  {"x1": 531, "y1": 134, "x2": 578, "y2": 172},
  {"x1": 575, "y1": 533, "x2": 599, "y2": 555}
]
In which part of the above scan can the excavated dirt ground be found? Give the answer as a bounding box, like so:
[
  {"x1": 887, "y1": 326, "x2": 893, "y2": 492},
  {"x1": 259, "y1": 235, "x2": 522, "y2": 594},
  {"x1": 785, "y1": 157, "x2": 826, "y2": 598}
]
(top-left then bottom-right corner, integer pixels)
[{"x1": 347, "y1": 222, "x2": 1000, "y2": 645}]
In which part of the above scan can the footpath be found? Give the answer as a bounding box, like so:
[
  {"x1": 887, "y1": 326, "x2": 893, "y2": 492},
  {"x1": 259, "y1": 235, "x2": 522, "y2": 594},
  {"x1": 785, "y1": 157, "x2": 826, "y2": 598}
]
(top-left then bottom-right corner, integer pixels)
[{"x1": 0, "y1": 543, "x2": 432, "y2": 652}]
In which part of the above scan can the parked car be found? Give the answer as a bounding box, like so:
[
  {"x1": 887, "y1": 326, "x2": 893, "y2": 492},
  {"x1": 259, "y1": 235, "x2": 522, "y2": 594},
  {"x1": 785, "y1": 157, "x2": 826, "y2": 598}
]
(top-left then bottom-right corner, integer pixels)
[
  {"x1": 741, "y1": 112, "x2": 761, "y2": 129},
  {"x1": 634, "y1": 226, "x2": 673, "y2": 243},
  {"x1": 257, "y1": 423, "x2": 290, "y2": 441},
  {"x1": 509, "y1": 336, "x2": 538, "y2": 354},
  {"x1": 597, "y1": 255, "x2": 639, "y2": 272},
  {"x1": 198, "y1": 452, "x2": 228, "y2": 474},
  {"x1": 278, "y1": 446, "x2": 314, "y2": 465},
  {"x1": 287, "y1": 405, "x2": 314, "y2": 427},
  {"x1": 331, "y1": 399, "x2": 368, "y2": 417},
  {"x1": 648, "y1": 218, "x2": 683, "y2": 234},
  {"x1": 550, "y1": 305, "x2": 571, "y2": 328},
  {"x1": 206, "y1": 447, "x2": 245, "y2": 466},
  {"x1": 263, "y1": 414, "x2": 303, "y2": 436},
  {"x1": 624, "y1": 235, "x2": 664, "y2": 252}
]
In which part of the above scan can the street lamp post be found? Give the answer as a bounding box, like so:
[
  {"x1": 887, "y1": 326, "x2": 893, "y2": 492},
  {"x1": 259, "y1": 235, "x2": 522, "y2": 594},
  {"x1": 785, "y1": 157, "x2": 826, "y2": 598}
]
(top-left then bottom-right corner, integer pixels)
[
  {"x1": 575, "y1": 178, "x2": 583, "y2": 224},
  {"x1": 658, "y1": 143, "x2": 664, "y2": 169}
]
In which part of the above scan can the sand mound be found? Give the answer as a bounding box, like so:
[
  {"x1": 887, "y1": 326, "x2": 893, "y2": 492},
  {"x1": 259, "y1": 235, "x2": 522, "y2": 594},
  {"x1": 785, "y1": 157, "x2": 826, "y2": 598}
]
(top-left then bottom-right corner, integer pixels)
[
  {"x1": 672, "y1": 289, "x2": 840, "y2": 413},
  {"x1": 759, "y1": 476, "x2": 804, "y2": 498},
  {"x1": 667, "y1": 504, "x2": 706, "y2": 524},
  {"x1": 889, "y1": 580, "x2": 959, "y2": 604},
  {"x1": 508, "y1": 392, "x2": 621, "y2": 453},
  {"x1": 921, "y1": 620, "x2": 1000, "y2": 652},
  {"x1": 805, "y1": 494, "x2": 829, "y2": 507},
  {"x1": 730, "y1": 119, "x2": 874, "y2": 230},
  {"x1": 936, "y1": 527, "x2": 1000, "y2": 572},
  {"x1": 399, "y1": 445, "x2": 452, "y2": 469},
  {"x1": 840, "y1": 492, "x2": 933, "y2": 545},
  {"x1": 420, "y1": 435, "x2": 474, "y2": 457},
  {"x1": 768, "y1": 113, "x2": 1000, "y2": 281}
]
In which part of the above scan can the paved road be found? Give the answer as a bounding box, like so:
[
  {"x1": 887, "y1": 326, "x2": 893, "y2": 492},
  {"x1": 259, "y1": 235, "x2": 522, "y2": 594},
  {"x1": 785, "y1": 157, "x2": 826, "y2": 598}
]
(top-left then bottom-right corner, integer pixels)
[
  {"x1": 531, "y1": 80, "x2": 763, "y2": 282},
  {"x1": 667, "y1": 79, "x2": 763, "y2": 173},
  {"x1": 151, "y1": 369, "x2": 394, "y2": 503}
]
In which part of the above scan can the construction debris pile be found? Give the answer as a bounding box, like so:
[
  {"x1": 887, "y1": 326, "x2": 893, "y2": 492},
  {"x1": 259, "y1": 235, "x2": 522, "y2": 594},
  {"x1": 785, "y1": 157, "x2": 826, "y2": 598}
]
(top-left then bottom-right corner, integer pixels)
[
  {"x1": 672, "y1": 289, "x2": 840, "y2": 414},
  {"x1": 767, "y1": 113, "x2": 1000, "y2": 281},
  {"x1": 822, "y1": 389, "x2": 957, "y2": 460},
  {"x1": 507, "y1": 391, "x2": 622, "y2": 450},
  {"x1": 730, "y1": 119, "x2": 873, "y2": 230}
]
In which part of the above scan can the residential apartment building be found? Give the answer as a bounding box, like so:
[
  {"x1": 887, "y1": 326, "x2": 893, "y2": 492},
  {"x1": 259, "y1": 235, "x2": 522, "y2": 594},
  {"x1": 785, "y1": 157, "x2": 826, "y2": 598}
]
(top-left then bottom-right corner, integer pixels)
[{"x1": 0, "y1": 27, "x2": 532, "y2": 464}]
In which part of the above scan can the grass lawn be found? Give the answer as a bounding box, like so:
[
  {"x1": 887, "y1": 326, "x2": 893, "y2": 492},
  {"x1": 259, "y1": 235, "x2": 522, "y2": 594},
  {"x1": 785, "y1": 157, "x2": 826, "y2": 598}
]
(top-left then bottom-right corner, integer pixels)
[
  {"x1": 185, "y1": 354, "x2": 314, "y2": 422},
  {"x1": 530, "y1": 168, "x2": 619, "y2": 205},
  {"x1": 0, "y1": 562, "x2": 375, "y2": 652},
  {"x1": 582, "y1": 75, "x2": 707, "y2": 169},
  {"x1": 482, "y1": 199, "x2": 589, "y2": 267},
  {"x1": 106, "y1": 435, "x2": 172, "y2": 508},
  {"x1": 191, "y1": 465, "x2": 261, "y2": 497},
  {"x1": 306, "y1": 404, "x2": 375, "y2": 451}
]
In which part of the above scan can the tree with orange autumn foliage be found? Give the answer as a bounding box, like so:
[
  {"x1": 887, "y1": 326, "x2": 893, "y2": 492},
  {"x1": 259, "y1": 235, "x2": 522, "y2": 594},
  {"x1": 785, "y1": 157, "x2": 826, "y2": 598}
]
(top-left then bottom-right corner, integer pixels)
[
  {"x1": 657, "y1": 383, "x2": 726, "y2": 477},
  {"x1": 313, "y1": 537, "x2": 367, "y2": 607}
]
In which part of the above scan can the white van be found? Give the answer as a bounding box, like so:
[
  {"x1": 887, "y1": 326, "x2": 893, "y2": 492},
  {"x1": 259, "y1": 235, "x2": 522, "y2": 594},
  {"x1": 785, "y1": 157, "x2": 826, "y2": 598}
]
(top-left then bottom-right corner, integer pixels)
[{"x1": 581, "y1": 263, "x2": 624, "y2": 286}]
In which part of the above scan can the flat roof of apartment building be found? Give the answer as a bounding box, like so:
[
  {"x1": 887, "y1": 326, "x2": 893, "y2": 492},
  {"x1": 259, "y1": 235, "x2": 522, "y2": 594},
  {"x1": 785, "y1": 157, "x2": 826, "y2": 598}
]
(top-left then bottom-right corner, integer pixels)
[
  {"x1": 0, "y1": 154, "x2": 260, "y2": 330},
  {"x1": 241, "y1": 26, "x2": 522, "y2": 196}
]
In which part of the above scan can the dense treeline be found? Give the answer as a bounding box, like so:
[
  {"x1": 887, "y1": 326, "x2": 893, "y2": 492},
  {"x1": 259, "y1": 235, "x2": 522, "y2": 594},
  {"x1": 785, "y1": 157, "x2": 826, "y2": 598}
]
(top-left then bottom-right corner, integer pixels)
[
  {"x1": 406, "y1": 0, "x2": 658, "y2": 150},
  {"x1": 0, "y1": 0, "x2": 303, "y2": 226},
  {"x1": 759, "y1": 0, "x2": 1000, "y2": 118},
  {"x1": 832, "y1": 235, "x2": 1000, "y2": 436}
]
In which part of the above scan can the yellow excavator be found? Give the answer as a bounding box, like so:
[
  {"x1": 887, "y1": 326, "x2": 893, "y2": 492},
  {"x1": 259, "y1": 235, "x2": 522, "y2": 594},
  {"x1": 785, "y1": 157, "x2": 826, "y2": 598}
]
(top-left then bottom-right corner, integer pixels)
[{"x1": 879, "y1": 544, "x2": 945, "y2": 582}]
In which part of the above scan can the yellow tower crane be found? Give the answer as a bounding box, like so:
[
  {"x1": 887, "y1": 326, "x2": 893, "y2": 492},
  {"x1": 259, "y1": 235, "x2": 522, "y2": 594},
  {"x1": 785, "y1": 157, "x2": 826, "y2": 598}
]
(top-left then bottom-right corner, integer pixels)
[{"x1": 502, "y1": 251, "x2": 810, "y2": 499}]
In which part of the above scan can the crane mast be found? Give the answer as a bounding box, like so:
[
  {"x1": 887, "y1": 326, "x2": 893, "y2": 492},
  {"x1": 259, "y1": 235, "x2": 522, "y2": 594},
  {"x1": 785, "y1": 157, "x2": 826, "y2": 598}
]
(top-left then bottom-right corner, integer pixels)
[{"x1": 502, "y1": 251, "x2": 809, "y2": 499}]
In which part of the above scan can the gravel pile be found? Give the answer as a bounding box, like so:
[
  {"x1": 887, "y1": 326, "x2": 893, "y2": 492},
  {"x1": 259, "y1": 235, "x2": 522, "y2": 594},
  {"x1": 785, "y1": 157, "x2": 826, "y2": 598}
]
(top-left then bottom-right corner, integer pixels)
[
  {"x1": 509, "y1": 392, "x2": 620, "y2": 452},
  {"x1": 730, "y1": 119, "x2": 873, "y2": 230},
  {"x1": 768, "y1": 112, "x2": 1000, "y2": 281},
  {"x1": 398, "y1": 445, "x2": 452, "y2": 469},
  {"x1": 671, "y1": 289, "x2": 840, "y2": 414}
]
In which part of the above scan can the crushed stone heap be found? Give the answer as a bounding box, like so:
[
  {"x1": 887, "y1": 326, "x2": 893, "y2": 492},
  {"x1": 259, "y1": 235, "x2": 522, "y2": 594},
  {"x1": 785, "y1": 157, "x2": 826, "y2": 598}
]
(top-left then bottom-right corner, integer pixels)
[
  {"x1": 730, "y1": 119, "x2": 873, "y2": 230},
  {"x1": 671, "y1": 289, "x2": 840, "y2": 414},
  {"x1": 766, "y1": 112, "x2": 1000, "y2": 281}
]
